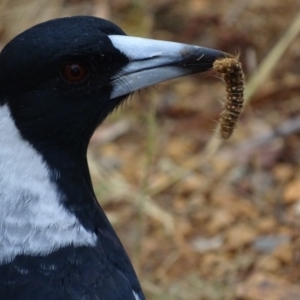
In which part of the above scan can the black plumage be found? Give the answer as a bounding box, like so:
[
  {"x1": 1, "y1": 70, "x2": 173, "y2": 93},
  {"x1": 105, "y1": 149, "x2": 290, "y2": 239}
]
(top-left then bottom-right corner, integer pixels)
[{"x1": 0, "y1": 16, "x2": 226, "y2": 299}]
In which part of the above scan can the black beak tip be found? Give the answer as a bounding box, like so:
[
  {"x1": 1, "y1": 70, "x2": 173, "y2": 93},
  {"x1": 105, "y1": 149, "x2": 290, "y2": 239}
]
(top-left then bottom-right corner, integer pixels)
[{"x1": 181, "y1": 46, "x2": 230, "y2": 72}]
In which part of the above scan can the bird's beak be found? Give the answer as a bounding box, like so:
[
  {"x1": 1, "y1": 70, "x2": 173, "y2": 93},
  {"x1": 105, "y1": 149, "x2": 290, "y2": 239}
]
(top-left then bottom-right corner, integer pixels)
[{"x1": 108, "y1": 36, "x2": 227, "y2": 99}]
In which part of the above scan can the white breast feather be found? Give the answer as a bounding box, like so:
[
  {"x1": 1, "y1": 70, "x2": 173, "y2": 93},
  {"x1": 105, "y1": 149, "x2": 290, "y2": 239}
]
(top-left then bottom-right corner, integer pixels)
[{"x1": 132, "y1": 291, "x2": 141, "y2": 300}]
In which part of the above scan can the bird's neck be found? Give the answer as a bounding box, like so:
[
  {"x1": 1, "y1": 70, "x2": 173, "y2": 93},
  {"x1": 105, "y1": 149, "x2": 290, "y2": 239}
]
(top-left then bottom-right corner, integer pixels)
[
  {"x1": 0, "y1": 103, "x2": 112, "y2": 264},
  {"x1": 37, "y1": 145, "x2": 111, "y2": 231}
]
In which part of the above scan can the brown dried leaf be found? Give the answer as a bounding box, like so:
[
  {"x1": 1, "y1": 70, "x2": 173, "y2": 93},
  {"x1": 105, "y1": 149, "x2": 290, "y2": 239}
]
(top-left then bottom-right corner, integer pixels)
[
  {"x1": 236, "y1": 272, "x2": 300, "y2": 300},
  {"x1": 284, "y1": 178, "x2": 300, "y2": 204}
]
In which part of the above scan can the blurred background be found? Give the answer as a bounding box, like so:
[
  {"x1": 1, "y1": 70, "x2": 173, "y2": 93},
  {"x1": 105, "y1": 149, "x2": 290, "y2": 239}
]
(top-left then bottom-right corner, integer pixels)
[{"x1": 2, "y1": 0, "x2": 300, "y2": 299}]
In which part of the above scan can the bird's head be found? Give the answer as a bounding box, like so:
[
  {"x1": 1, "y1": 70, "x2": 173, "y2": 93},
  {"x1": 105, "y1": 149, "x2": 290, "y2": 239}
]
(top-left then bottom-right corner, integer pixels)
[{"x1": 0, "y1": 16, "x2": 226, "y2": 154}]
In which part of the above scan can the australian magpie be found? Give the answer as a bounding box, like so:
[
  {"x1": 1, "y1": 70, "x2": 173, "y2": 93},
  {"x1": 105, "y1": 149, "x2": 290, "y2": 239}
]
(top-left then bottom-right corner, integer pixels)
[{"x1": 0, "y1": 16, "x2": 226, "y2": 299}]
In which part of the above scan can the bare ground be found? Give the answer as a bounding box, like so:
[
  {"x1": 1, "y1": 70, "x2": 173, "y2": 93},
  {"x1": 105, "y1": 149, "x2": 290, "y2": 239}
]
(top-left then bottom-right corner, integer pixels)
[{"x1": 2, "y1": 1, "x2": 300, "y2": 299}]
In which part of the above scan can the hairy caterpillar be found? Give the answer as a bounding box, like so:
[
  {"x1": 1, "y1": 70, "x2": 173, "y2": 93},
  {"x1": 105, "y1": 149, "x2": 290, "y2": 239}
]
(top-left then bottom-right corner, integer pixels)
[{"x1": 213, "y1": 57, "x2": 245, "y2": 139}]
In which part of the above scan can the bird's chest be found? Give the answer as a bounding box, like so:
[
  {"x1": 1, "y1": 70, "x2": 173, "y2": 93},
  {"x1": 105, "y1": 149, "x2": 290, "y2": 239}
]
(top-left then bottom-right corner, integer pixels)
[{"x1": 0, "y1": 246, "x2": 142, "y2": 300}]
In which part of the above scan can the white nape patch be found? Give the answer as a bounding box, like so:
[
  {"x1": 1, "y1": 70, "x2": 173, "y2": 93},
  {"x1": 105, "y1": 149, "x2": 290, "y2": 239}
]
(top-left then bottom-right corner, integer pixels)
[
  {"x1": 132, "y1": 290, "x2": 140, "y2": 300},
  {"x1": 0, "y1": 104, "x2": 97, "y2": 264}
]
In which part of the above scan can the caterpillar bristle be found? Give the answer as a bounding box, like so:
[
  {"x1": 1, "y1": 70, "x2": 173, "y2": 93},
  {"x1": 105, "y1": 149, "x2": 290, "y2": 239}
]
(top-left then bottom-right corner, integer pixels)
[{"x1": 213, "y1": 57, "x2": 245, "y2": 139}]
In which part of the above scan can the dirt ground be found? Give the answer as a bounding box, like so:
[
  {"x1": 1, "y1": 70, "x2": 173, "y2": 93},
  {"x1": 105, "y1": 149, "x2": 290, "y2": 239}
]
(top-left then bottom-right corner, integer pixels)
[{"x1": 2, "y1": 0, "x2": 300, "y2": 299}]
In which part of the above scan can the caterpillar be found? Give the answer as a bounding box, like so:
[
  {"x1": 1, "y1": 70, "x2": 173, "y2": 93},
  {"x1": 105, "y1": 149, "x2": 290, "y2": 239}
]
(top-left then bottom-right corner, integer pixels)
[{"x1": 213, "y1": 57, "x2": 245, "y2": 139}]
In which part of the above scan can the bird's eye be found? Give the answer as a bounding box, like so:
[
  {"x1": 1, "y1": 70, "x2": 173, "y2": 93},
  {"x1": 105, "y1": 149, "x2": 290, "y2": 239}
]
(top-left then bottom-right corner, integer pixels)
[{"x1": 61, "y1": 63, "x2": 88, "y2": 83}]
